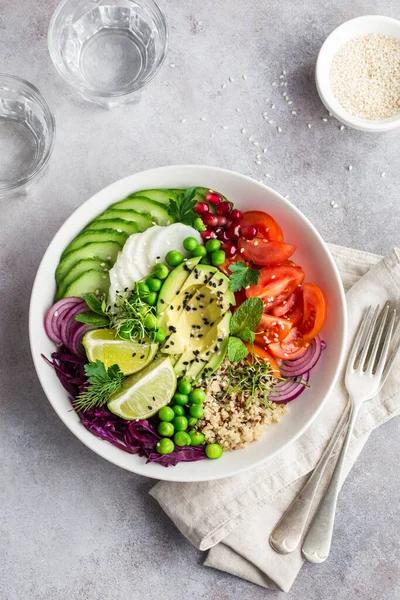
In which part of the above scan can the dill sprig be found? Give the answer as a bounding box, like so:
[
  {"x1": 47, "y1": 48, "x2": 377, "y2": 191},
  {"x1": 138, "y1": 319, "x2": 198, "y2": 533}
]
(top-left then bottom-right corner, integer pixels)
[{"x1": 73, "y1": 361, "x2": 124, "y2": 412}]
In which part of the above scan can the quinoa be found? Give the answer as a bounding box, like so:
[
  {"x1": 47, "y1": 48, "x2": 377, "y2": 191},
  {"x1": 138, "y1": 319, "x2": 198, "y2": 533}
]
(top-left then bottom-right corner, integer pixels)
[{"x1": 198, "y1": 360, "x2": 286, "y2": 451}]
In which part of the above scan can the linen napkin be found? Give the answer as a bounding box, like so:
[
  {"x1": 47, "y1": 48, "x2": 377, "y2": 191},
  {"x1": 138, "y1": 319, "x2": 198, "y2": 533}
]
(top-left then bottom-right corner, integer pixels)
[{"x1": 150, "y1": 244, "x2": 400, "y2": 592}]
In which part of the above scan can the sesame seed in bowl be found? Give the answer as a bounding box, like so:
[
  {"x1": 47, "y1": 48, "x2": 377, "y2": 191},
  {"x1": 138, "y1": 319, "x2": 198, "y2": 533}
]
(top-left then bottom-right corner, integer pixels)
[{"x1": 316, "y1": 15, "x2": 400, "y2": 132}]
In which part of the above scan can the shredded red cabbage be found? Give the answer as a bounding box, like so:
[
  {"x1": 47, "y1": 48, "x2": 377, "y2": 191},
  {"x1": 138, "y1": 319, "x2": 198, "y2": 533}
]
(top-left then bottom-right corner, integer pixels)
[{"x1": 43, "y1": 349, "x2": 206, "y2": 466}]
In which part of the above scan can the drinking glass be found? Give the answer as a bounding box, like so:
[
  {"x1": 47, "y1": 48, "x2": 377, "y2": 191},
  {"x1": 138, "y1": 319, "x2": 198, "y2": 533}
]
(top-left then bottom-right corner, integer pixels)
[
  {"x1": 48, "y1": 0, "x2": 168, "y2": 108},
  {"x1": 0, "y1": 75, "x2": 55, "y2": 197}
]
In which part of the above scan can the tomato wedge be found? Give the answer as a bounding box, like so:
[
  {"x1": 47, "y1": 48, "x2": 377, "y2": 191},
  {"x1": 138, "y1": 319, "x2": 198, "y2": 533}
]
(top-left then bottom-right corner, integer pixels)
[
  {"x1": 299, "y1": 282, "x2": 327, "y2": 343},
  {"x1": 238, "y1": 238, "x2": 296, "y2": 266},
  {"x1": 268, "y1": 327, "x2": 308, "y2": 360},
  {"x1": 240, "y1": 211, "x2": 283, "y2": 242},
  {"x1": 271, "y1": 291, "x2": 299, "y2": 317},
  {"x1": 255, "y1": 314, "x2": 292, "y2": 345},
  {"x1": 246, "y1": 264, "x2": 305, "y2": 310},
  {"x1": 244, "y1": 342, "x2": 281, "y2": 377},
  {"x1": 284, "y1": 293, "x2": 304, "y2": 326}
]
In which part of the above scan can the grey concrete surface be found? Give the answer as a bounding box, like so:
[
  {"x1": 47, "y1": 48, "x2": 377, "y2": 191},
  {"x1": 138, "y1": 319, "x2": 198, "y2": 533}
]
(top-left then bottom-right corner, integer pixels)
[{"x1": 1, "y1": 0, "x2": 399, "y2": 598}]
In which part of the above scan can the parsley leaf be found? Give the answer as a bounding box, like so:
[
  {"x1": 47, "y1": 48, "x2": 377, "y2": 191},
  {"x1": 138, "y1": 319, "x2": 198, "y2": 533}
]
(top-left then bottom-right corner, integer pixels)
[
  {"x1": 169, "y1": 187, "x2": 198, "y2": 226},
  {"x1": 73, "y1": 360, "x2": 125, "y2": 412},
  {"x1": 227, "y1": 337, "x2": 249, "y2": 362},
  {"x1": 228, "y1": 261, "x2": 261, "y2": 292},
  {"x1": 230, "y1": 297, "x2": 264, "y2": 335}
]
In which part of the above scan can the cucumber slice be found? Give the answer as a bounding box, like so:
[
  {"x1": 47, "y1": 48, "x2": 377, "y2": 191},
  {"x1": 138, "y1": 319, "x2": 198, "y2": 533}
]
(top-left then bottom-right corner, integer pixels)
[
  {"x1": 94, "y1": 209, "x2": 152, "y2": 231},
  {"x1": 56, "y1": 258, "x2": 111, "y2": 300},
  {"x1": 62, "y1": 269, "x2": 110, "y2": 299},
  {"x1": 56, "y1": 241, "x2": 122, "y2": 285},
  {"x1": 85, "y1": 219, "x2": 140, "y2": 236},
  {"x1": 111, "y1": 196, "x2": 175, "y2": 226},
  {"x1": 129, "y1": 189, "x2": 178, "y2": 205},
  {"x1": 61, "y1": 229, "x2": 128, "y2": 258}
]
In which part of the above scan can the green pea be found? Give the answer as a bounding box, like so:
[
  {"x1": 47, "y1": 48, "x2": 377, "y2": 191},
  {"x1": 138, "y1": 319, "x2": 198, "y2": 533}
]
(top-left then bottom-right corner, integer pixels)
[
  {"x1": 187, "y1": 417, "x2": 198, "y2": 427},
  {"x1": 200, "y1": 256, "x2": 211, "y2": 265},
  {"x1": 146, "y1": 277, "x2": 162, "y2": 292},
  {"x1": 154, "y1": 328, "x2": 166, "y2": 343},
  {"x1": 136, "y1": 282, "x2": 150, "y2": 297},
  {"x1": 166, "y1": 250, "x2": 184, "y2": 267},
  {"x1": 173, "y1": 416, "x2": 188, "y2": 431},
  {"x1": 157, "y1": 438, "x2": 175, "y2": 454},
  {"x1": 189, "y1": 430, "x2": 205, "y2": 446},
  {"x1": 172, "y1": 392, "x2": 189, "y2": 406},
  {"x1": 172, "y1": 405, "x2": 185, "y2": 417},
  {"x1": 211, "y1": 249, "x2": 226, "y2": 266},
  {"x1": 118, "y1": 324, "x2": 131, "y2": 339},
  {"x1": 152, "y1": 263, "x2": 169, "y2": 280},
  {"x1": 189, "y1": 404, "x2": 204, "y2": 419},
  {"x1": 193, "y1": 217, "x2": 207, "y2": 232},
  {"x1": 143, "y1": 313, "x2": 157, "y2": 330},
  {"x1": 205, "y1": 239, "x2": 221, "y2": 253},
  {"x1": 205, "y1": 443, "x2": 223, "y2": 459},
  {"x1": 183, "y1": 237, "x2": 199, "y2": 252},
  {"x1": 158, "y1": 421, "x2": 174, "y2": 437},
  {"x1": 144, "y1": 291, "x2": 158, "y2": 306},
  {"x1": 192, "y1": 245, "x2": 207, "y2": 258},
  {"x1": 189, "y1": 388, "x2": 206, "y2": 405},
  {"x1": 174, "y1": 431, "x2": 191, "y2": 447},
  {"x1": 178, "y1": 380, "x2": 192, "y2": 395},
  {"x1": 158, "y1": 406, "x2": 174, "y2": 422}
]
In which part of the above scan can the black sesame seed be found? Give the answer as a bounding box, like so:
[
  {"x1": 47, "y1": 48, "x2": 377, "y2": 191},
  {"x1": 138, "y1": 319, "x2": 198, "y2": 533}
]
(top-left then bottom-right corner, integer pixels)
[
  {"x1": 176, "y1": 290, "x2": 180, "y2": 295},
  {"x1": 185, "y1": 306, "x2": 191, "y2": 311},
  {"x1": 160, "y1": 299, "x2": 165, "y2": 304},
  {"x1": 156, "y1": 256, "x2": 161, "y2": 259},
  {"x1": 147, "y1": 406, "x2": 152, "y2": 410},
  {"x1": 140, "y1": 355, "x2": 145, "y2": 359},
  {"x1": 218, "y1": 337, "x2": 223, "y2": 342},
  {"x1": 177, "y1": 305, "x2": 181, "y2": 310},
  {"x1": 170, "y1": 341, "x2": 175, "y2": 345},
  {"x1": 132, "y1": 353, "x2": 136, "y2": 357},
  {"x1": 169, "y1": 305, "x2": 174, "y2": 310},
  {"x1": 183, "y1": 361, "x2": 189, "y2": 365},
  {"x1": 169, "y1": 326, "x2": 177, "y2": 332},
  {"x1": 219, "y1": 278, "x2": 224, "y2": 285},
  {"x1": 193, "y1": 350, "x2": 200, "y2": 356}
]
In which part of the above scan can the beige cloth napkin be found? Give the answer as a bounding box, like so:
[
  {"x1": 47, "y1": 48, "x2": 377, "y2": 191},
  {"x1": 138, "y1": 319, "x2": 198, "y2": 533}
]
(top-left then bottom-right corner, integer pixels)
[{"x1": 150, "y1": 244, "x2": 400, "y2": 592}]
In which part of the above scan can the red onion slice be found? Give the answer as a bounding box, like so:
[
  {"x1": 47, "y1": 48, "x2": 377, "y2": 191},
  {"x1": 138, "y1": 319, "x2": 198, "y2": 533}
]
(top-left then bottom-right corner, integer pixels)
[
  {"x1": 280, "y1": 336, "x2": 324, "y2": 377},
  {"x1": 44, "y1": 297, "x2": 86, "y2": 343},
  {"x1": 59, "y1": 303, "x2": 90, "y2": 348},
  {"x1": 69, "y1": 323, "x2": 94, "y2": 357},
  {"x1": 270, "y1": 371, "x2": 310, "y2": 404}
]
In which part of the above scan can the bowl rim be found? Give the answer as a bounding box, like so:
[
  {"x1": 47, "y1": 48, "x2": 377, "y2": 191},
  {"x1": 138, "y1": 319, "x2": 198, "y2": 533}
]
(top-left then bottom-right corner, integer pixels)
[
  {"x1": 315, "y1": 15, "x2": 400, "y2": 132},
  {"x1": 47, "y1": 0, "x2": 169, "y2": 99},
  {"x1": 29, "y1": 165, "x2": 347, "y2": 482},
  {"x1": 0, "y1": 73, "x2": 56, "y2": 194}
]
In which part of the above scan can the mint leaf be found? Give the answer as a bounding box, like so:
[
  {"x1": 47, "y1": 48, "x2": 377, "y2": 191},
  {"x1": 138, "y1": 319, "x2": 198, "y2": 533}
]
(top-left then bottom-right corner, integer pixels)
[
  {"x1": 239, "y1": 327, "x2": 256, "y2": 343},
  {"x1": 228, "y1": 262, "x2": 261, "y2": 292},
  {"x1": 81, "y1": 293, "x2": 105, "y2": 315},
  {"x1": 75, "y1": 312, "x2": 110, "y2": 327},
  {"x1": 227, "y1": 337, "x2": 249, "y2": 362},
  {"x1": 230, "y1": 297, "x2": 263, "y2": 335}
]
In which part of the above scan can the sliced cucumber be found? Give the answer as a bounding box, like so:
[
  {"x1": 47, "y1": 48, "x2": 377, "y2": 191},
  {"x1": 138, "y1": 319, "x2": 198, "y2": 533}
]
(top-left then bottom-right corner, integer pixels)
[
  {"x1": 94, "y1": 209, "x2": 152, "y2": 231},
  {"x1": 85, "y1": 219, "x2": 140, "y2": 236},
  {"x1": 56, "y1": 258, "x2": 111, "y2": 300},
  {"x1": 61, "y1": 229, "x2": 128, "y2": 259},
  {"x1": 111, "y1": 196, "x2": 175, "y2": 226},
  {"x1": 129, "y1": 189, "x2": 178, "y2": 205},
  {"x1": 56, "y1": 241, "x2": 122, "y2": 285},
  {"x1": 62, "y1": 269, "x2": 110, "y2": 299}
]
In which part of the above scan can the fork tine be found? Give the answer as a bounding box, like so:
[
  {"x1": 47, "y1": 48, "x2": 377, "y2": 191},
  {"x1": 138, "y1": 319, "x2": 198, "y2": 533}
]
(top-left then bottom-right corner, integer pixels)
[
  {"x1": 376, "y1": 309, "x2": 398, "y2": 378},
  {"x1": 366, "y1": 304, "x2": 390, "y2": 374},
  {"x1": 357, "y1": 305, "x2": 380, "y2": 371},
  {"x1": 346, "y1": 306, "x2": 372, "y2": 374}
]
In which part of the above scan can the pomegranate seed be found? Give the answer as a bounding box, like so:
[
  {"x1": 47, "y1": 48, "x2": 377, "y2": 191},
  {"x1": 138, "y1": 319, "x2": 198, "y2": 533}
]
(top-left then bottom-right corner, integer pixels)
[
  {"x1": 230, "y1": 209, "x2": 244, "y2": 222},
  {"x1": 225, "y1": 223, "x2": 241, "y2": 240},
  {"x1": 200, "y1": 229, "x2": 216, "y2": 241},
  {"x1": 205, "y1": 191, "x2": 222, "y2": 206},
  {"x1": 216, "y1": 201, "x2": 231, "y2": 216},
  {"x1": 222, "y1": 242, "x2": 237, "y2": 257},
  {"x1": 202, "y1": 213, "x2": 219, "y2": 227},
  {"x1": 194, "y1": 202, "x2": 209, "y2": 215},
  {"x1": 216, "y1": 215, "x2": 227, "y2": 226},
  {"x1": 241, "y1": 225, "x2": 258, "y2": 240},
  {"x1": 218, "y1": 229, "x2": 232, "y2": 242}
]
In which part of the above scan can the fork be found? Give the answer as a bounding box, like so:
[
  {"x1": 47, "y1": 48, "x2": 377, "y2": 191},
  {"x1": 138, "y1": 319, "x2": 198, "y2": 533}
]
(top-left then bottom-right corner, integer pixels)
[{"x1": 302, "y1": 303, "x2": 399, "y2": 563}]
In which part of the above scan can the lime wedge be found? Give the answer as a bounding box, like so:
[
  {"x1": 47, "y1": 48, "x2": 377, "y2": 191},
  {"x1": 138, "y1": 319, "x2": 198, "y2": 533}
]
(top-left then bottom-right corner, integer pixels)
[
  {"x1": 82, "y1": 329, "x2": 158, "y2": 375},
  {"x1": 107, "y1": 356, "x2": 176, "y2": 420}
]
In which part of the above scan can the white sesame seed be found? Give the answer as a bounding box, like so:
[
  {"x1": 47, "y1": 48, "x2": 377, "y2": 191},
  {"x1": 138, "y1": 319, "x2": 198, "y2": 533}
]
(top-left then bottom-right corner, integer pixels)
[
  {"x1": 265, "y1": 173, "x2": 271, "y2": 178},
  {"x1": 256, "y1": 154, "x2": 261, "y2": 159},
  {"x1": 222, "y1": 126, "x2": 228, "y2": 129},
  {"x1": 253, "y1": 141, "x2": 259, "y2": 146},
  {"x1": 330, "y1": 200, "x2": 335, "y2": 206},
  {"x1": 54, "y1": 311, "x2": 59, "y2": 317},
  {"x1": 241, "y1": 128, "x2": 246, "y2": 134},
  {"x1": 221, "y1": 83, "x2": 226, "y2": 89},
  {"x1": 322, "y1": 117, "x2": 328, "y2": 122},
  {"x1": 279, "y1": 74, "x2": 284, "y2": 79},
  {"x1": 200, "y1": 116, "x2": 207, "y2": 121},
  {"x1": 277, "y1": 126, "x2": 282, "y2": 132},
  {"x1": 236, "y1": 108, "x2": 241, "y2": 112},
  {"x1": 348, "y1": 165, "x2": 353, "y2": 171},
  {"x1": 254, "y1": 240, "x2": 259, "y2": 246},
  {"x1": 210, "y1": 133, "x2": 214, "y2": 138},
  {"x1": 307, "y1": 123, "x2": 312, "y2": 129},
  {"x1": 287, "y1": 100, "x2": 293, "y2": 105},
  {"x1": 265, "y1": 98, "x2": 270, "y2": 102},
  {"x1": 169, "y1": 63, "x2": 176, "y2": 67},
  {"x1": 291, "y1": 110, "x2": 297, "y2": 115},
  {"x1": 340, "y1": 125, "x2": 345, "y2": 130},
  {"x1": 248, "y1": 136, "x2": 253, "y2": 141},
  {"x1": 280, "y1": 82, "x2": 284, "y2": 86},
  {"x1": 285, "y1": 194, "x2": 290, "y2": 199},
  {"x1": 268, "y1": 119, "x2": 274, "y2": 124},
  {"x1": 229, "y1": 76, "x2": 235, "y2": 82},
  {"x1": 180, "y1": 118, "x2": 186, "y2": 123},
  {"x1": 240, "y1": 247, "x2": 245, "y2": 253},
  {"x1": 272, "y1": 82, "x2": 278, "y2": 87},
  {"x1": 242, "y1": 74, "x2": 247, "y2": 80},
  {"x1": 284, "y1": 82, "x2": 288, "y2": 86},
  {"x1": 271, "y1": 275, "x2": 276, "y2": 279},
  {"x1": 381, "y1": 172, "x2": 386, "y2": 177},
  {"x1": 271, "y1": 104, "x2": 275, "y2": 109},
  {"x1": 283, "y1": 70, "x2": 286, "y2": 75},
  {"x1": 329, "y1": 112, "x2": 333, "y2": 117},
  {"x1": 263, "y1": 147, "x2": 267, "y2": 153},
  {"x1": 256, "y1": 160, "x2": 262, "y2": 164}
]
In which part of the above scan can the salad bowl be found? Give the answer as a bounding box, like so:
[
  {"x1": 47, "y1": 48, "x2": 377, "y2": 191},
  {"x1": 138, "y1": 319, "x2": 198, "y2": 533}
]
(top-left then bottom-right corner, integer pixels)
[{"x1": 29, "y1": 165, "x2": 347, "y2": 482}]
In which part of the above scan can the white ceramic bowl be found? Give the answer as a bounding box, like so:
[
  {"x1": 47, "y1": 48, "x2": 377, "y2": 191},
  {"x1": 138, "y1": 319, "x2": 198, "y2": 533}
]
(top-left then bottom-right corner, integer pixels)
[
  {"x1": 316, "y1": 15, "x2": 400, "y2": 132},
  {"x1": 29, "y1": 165, "x2": 347, "y2": 482}
]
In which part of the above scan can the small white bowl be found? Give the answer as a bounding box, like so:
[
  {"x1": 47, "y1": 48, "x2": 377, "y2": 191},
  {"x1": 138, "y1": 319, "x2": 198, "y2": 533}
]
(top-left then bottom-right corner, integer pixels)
[{"x1": 316, "y1": 15, "x2": 400, "y2": 132}]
